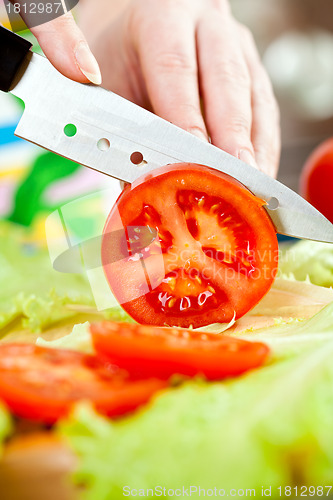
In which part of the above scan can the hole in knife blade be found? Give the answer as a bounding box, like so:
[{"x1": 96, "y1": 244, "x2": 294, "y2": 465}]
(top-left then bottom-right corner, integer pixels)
[
  {"x1": 97, "y1": 138, "x2": 110, "y2": 151},
  {"x1": 64, "y1": 124, "x2": 77, "y2": 137},
  {"x1": 130, "y1": 152, "x2": 147, "y2": 166},
  {"x1": 267, "y1": 197, "x2": 279, "y2": 210}
]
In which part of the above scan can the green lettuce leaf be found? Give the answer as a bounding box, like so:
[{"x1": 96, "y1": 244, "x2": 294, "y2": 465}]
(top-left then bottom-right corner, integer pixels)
[
  {"x1": 0, "y1": 221, "x2": 95, "y2": 333},
  {"x1": 279, "y1": 240, "x2": 333, "y2": 287},
  {"x1": 59, "y1": 303, "x2": 333, "y2": 499},
  {"x1": 0, "y1": 220, "x2": 135, "y2": 334},
  {"x1": 36, "y1": 322, "x2": 94, "y2": 353},
  {"x1": 35, "y1": 317, "x2": 238, "y2": 355},
  {"x1": 232, "y1": 302, "x2": 333, "y2": 358}
]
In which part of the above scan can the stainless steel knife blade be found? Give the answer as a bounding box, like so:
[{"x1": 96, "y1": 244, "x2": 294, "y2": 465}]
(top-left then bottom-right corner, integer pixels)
[{"x1": 10, "y1": 52, "x2": 333, "y2": 243}]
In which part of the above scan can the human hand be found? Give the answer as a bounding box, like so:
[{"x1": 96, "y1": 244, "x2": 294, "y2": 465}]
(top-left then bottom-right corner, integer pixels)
[
  {"x1": 27, "y1": 0, "x2": 280, "y2": 177},
  {"x1": 78, "y1": 0, "x2": 280, "y2": 177}
]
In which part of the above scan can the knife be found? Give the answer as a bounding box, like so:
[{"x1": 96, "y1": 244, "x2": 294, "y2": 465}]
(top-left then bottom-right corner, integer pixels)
[{"x1": 1, "y1": 26, "x2": 333, "y2": 244}]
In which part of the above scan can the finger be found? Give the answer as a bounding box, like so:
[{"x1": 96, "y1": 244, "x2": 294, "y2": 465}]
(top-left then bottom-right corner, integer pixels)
[
  {"x1": 239, "y1": 25, "x2": 281, "y2": 177},
  {"x1": 197, "y1": 11, "x2": 256, "y2": 166},
  {"x1": 31, "y1": 12, "x2": 101, "y2": 85},
  {"x1": 132, "y1": 4, "x2": 208, "y2": 141}
]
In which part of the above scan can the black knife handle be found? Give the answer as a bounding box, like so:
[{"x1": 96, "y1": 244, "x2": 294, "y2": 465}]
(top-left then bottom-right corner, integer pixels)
[{"x1": 0, "y1": 26, "x2": 32, "y2": 92}]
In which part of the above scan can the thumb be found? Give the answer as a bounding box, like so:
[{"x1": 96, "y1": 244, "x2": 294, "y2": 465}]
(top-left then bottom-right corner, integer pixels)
[{"x1": 31, "y1": 12, "x2": 102, "y2": 85}]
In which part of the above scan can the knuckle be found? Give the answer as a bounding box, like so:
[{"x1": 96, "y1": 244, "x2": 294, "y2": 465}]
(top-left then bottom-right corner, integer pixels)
[
  {"x1": 215, "y1": 58, "x2": 250, "y2": 87},
  {"x1": 154, "y1": 51, "x2": 197, "y2": 76},
  {"x1": 225, "y1": 115, "x2": 251, "y2": 136},
  {"x1": 177, "y1": 103, "x2": 204, "y2": 126},
  {"x1": 179, "y1": 102, "x2": 200, "y2": 115}
]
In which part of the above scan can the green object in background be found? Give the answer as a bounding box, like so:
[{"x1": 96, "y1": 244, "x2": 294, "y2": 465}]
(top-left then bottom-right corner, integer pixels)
[{"x1": 7, "y1": 151, "x2": 80, "y2": 226}]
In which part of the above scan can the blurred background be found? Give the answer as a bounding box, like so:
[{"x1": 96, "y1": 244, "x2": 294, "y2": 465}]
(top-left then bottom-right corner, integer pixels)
[
  {"x1": 232, "y1": 0, "x2": 333, "y2": 191},
  {"x1": 0, "y1": 0, "x2": 332, "y2": 233}
]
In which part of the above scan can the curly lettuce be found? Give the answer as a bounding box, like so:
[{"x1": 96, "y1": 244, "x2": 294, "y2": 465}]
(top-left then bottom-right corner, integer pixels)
[
  {"x1": 279, "y1": 240, "x2": 333, "y2": 287},
  {"x1": 0, "y1": 221, "x2": 95, "y2": 333},
  {"x1": 59, "y1": 303, "x2": 333, "y2": 500}
]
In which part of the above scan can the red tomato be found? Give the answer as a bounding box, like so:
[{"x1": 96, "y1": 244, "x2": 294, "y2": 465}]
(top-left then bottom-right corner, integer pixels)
[
  {"x1": 0, "y1": 344, "x2": 167, "y2": 424},
  {"x1": 300, "y1": 137, "x2": 333, "y2": 224},
  {"x1": 91, "y1": 321, "x2": 270, "y2": 380},
  {"x1": 102, "y1": 164, "x2": 278, "y2": 328}
]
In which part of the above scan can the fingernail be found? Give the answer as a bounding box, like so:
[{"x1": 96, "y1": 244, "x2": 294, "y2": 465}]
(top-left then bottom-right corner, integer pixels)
[
  {"x1": 238, "y1": 149, "x2": 257, "y2": 168},
  {"x1": 75, "y1": 41, "x2": 102, "y2": 85}
]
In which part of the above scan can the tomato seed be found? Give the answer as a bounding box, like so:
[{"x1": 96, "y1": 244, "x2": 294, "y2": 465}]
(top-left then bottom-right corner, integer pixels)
[
  {"x1": 194, "y1": 275, "x2": 202, "y2": 285},
  {"x1": 168, "y1": 298, "x2": 177, "y2": 308}
]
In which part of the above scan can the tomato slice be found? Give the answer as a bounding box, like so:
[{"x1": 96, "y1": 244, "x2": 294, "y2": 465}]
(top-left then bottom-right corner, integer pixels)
[
  {"x1": 300, "y1": 137, "x2": 333, "y2": 224},
  {"x1": 0, "y1": 344, "x2": 167, "y2": 424},
  {"x1": 91, "y1": 321, "x2": 270, "y2": 380},
  {"x1": 102, "y1": 164, "x2": 278, "y2": 328}
]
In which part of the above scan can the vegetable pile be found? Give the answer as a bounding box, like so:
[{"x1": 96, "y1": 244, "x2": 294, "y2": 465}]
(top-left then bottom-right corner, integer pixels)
[{"x1": 1, "y1": 177, "x2": 333, "y2": 499}]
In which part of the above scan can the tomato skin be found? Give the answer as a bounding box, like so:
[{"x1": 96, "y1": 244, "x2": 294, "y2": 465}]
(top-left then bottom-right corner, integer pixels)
[
  {"x1": 300, "y1": 137, "x2": 333, "y2": 224},
  {"x1": 102, "y1": 163, "x2": 278, "y2": 328},
  {"x1": 91, "y1": 321, "x2": 270, "y2": 380},
  {"x1": 0, "y1": 344, "x2": 167, "y2": 424}
]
